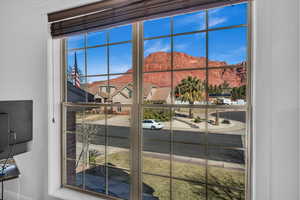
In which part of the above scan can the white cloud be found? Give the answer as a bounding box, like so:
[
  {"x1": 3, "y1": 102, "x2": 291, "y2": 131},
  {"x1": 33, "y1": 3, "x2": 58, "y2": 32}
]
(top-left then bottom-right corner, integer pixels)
[
  {"x1": 175, "y1": 12, "x2": 206, "y2": 30},
  {"x1": 144, "y1": 40, "x2": 170, "y2": 55},
  {"x1": 209, "y1": 17, "x2": 227, "y2": 27},
  {"x1": 178, "y1": 12, "x2": 205, "y2": 25},
  {"x1": 174, "y1": 43, "x2": 188, "y2": 51},
  {"x1": 174, "y1": 9, "x2": 227, "y2": 30},
  {"x1": 209, "y1": 7, "x2": 225, "y2": 14}
]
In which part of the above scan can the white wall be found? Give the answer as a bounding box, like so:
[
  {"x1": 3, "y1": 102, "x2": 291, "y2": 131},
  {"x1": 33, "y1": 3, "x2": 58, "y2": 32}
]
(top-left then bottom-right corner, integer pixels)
[
  {"x1": 0, "y1": 0, "x2": 298, "y2": 200},
  {"x1": 254, "y1": 0, "x2": 299, "y2": 200},
  {"x1": 0, "y1": 1, "x2": 99, "y2": 200}
]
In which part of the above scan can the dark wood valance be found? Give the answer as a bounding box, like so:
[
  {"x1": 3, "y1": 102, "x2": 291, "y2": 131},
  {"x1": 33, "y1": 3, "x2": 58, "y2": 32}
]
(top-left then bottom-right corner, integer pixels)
[{"x1": 48, "y1": 0, "x2": 248, "y2": 37}]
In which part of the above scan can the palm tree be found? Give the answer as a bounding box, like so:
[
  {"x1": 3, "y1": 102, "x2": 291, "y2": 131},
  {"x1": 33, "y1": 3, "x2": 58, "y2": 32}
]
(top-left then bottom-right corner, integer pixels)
[{"x1": 175, "y1": 76, "x2": 206, "y2": 118}]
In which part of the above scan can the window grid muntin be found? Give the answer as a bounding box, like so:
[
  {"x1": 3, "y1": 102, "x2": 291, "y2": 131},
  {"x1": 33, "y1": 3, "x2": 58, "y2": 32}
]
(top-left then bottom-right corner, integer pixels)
[
  {"x1": 63, "y1": 2, "x2": 251, "y2": 200},
  {"x1": 142, "y1": 171, "x2": 245, "y2": 193},
  {"x1": 143, "y1": 24, "x2": 247, "y2": 41},
  {"x1": 62, "y1": 103, "x2": 133, "y2": 198},
  {"x1": 67, "y1": 24, "x2": 247, "y2": 53},
  {"x1": 141, "y1": 36, "x2": 248, "y2": 106},
  {"x1": 65, "y1": 129, "x2": 246, "y2": 151},
  {"x1": 66, "y1": 25, "x2": 134, "y2": 104},
  {"x1": 141, "y1": 6, "x2": 248, "y2": 200}
]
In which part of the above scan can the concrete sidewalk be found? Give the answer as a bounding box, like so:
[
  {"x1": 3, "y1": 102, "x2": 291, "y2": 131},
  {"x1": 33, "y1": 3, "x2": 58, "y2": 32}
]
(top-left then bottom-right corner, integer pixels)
[
  {"x1": 89, "y1": 114, "x2": 245, "y2": 134},
  {"x1": 83, "y1": 144, "x2": 245, "y2": 172},
  {"x1": 165, "y1": 116, "x2": 245, "y2": 134}
]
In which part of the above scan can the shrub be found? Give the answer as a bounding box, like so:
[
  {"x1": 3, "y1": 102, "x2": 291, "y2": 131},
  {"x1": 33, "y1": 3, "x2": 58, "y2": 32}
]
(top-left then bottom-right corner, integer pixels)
[
  {"x1": 193, "y1": 116, "x2": 203, "y2": 123},
  {"x1": 222, "y1": 119, "x2": 231, "y2": 124},
  {"x1": 89, "y1": 149, "x2": 100, "y2": 165},
  {"x1": 144, "y1": 108, "x2": 172, "y2": 122}
]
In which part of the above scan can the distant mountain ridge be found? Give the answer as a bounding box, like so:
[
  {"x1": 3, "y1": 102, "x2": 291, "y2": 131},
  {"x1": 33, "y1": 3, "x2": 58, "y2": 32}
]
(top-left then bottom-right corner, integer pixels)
[{"x1": 88, "y1": 52, "x2": 246, "y2": 92}]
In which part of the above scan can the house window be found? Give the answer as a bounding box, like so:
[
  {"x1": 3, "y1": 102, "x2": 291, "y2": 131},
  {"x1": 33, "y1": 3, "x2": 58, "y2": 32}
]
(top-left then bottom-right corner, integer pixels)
[{"x1": 62, "y1": 2, "x2": 250, "y2": 200}]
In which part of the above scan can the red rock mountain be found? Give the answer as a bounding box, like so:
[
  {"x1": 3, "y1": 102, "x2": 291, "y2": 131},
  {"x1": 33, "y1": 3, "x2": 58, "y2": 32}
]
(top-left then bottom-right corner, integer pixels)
[{"x1": 88, "y1": 52, "x2": 246, "y2": 92}]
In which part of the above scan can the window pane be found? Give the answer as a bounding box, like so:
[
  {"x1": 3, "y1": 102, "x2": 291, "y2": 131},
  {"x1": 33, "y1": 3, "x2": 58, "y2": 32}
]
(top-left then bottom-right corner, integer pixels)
[
  {"x1": 109, "y1": 74, "x2": 133, "y2": 104},
  {"x1": 208, "y1": 68, "x2": 247, "y2": 105},
  {"x1": 107, "y1": 137, "x2": 130, "y2": 169},
  {"x1": 143, "y1": 72, "x2": 171, "y2": 104},
  {"x1": 66, "y1": 106, "x2": 104, "y2": 161},
  {"x1": 208, "y1": 186, "x2": 245, "y2": 200},
  {"x1": 173, "y1": 70, "x2": 207, "y2": 105},
  {"x1": 66, "y1": 133, "x2": 84, "y2": 160},
  {"x1": 173, "y1": 143, "x2": 206, "y2": 179},
  {"x1": 172, "y1": 108, "x2": 207, "y2": 179},
  {"x1": 107, "y1": 107, "x2": 131, "y2": 169},
  {"x1": 144, "y1": 38, "x2": 171, "y2": 72},
  {"x1": 174, "y1": 10, "x2": 206, "y2": 34},
  {"x1": 144, "y1": 17, "x2": 171, "y2": 38},
  {"x1": 208, "y1": 147, "x2": 245, "y2": 164},
  {"x1": 87, "y1": 47, "x2": 107, "y2": 75},
  {"x1": 67, "y1": 35, "x2": 85, "y2": 49},
  {"x1": 67, "y1": 79, "x2": 89, "y2": 103},
  {"x1": 173, "y1": 33, "x2": 206, "y2": 70},
  {"x1": 173, "y1": 179, "x2": 206, "y2": 200},
  {"x1": 208, "y1": 3, "x2": 248, "y2": 28},
  {"x1": 173, "y1": 107, "x2": 207, "y2": 133},
  {"x1": 207, "y1": 160, "x2": 245, "y2": 189},
  {"x1": 86, "y1": 76, "x2": 108, "y2": 103},
  {"x1": 67, "y1": 50, "x2": 85, "y2": 77},
  {"x1": 110, "y1": 43, "x2": 132, "y2": 74},
  {"x1": 109, "y1": 25, "x2": 132, "y2": 43},
  {"x1": 142, "y1": 174, "x2": 170, "y2": 200},
  {"x1": 65, "y1": 160, "x2": 85, "y2": 189},
  {"x1": 66, "y1": 106, "x2": 84, "y2": 132},
  {"x1": 142, "y1": 107, "x2": 171, "y2": 176},
  {"x1": 83, "y1": 107, "x2": 106, "y2": 135},
  {"x1": 87, "y1": 31, "x2": 106, "y2": 47},
  {"x1": 208, "y1": 27, "x2": 247, "y2": 67},
  {"x1": 108, "y1": 167, "x2": 131, "y2": 199},
  {"x1": 84, "y1": 164, "x2": 107, "y2": 194},
  {"x1": 207, "y1": 109, "x2": 246, "y2": 147},
  {"x1": 88, "y1": 135, "x2": 106, "y2": 166}
]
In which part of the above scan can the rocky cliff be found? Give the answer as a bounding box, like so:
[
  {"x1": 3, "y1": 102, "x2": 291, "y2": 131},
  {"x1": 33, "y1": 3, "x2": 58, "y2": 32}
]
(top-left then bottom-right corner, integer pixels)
[{"x1": 88, "y1": 52, "x2": 246, "y2": 91}]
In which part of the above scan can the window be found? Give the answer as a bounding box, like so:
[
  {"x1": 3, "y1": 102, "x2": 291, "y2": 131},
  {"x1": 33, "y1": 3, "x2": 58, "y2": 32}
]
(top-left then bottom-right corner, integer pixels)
[{"x1": 62, "y1": 2, "x2": 250, "y2": 200}]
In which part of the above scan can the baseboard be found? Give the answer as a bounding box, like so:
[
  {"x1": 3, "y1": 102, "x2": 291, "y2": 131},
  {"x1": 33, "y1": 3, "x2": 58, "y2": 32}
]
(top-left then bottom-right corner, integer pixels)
[{"x1": 3, "y1": 190, "x2": 33, "y2": 200}]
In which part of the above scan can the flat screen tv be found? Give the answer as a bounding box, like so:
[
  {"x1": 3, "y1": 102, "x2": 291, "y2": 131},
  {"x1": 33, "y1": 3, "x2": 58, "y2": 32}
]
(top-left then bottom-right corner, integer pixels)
[{"x1": 0, "y1": 100, "x2": 32, "y2": 159}]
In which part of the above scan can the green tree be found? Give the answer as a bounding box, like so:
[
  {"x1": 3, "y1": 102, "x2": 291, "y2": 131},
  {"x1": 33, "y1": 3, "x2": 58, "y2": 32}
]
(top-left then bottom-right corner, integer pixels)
[
  {"x1": 143, "y1": 108, "x2": 171, "y2": 122},
  {"x1": 175, "y1": 76, "x2": 206, "y2": 118},
  {"x1": 231, "y1": 85, "x2": 246, "y2": 100},
  {"x1": 221, "y1": 81, "x2": 230, "y2": 90}
]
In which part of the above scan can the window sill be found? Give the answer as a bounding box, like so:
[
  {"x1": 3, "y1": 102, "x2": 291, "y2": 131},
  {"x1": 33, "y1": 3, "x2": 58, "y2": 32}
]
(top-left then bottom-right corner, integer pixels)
[{"x1": 50, "y1": 187, "x2": 105, "y2": 200}]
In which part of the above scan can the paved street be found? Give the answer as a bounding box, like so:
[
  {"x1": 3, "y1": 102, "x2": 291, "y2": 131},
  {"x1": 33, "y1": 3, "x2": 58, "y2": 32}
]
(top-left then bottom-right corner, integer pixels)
[
  {"x1": 86, "y1": 124, "x2": 245, "y2": 164},
  {"x1": 76, "y1": 111, "x2": 246, "y2": 164}
]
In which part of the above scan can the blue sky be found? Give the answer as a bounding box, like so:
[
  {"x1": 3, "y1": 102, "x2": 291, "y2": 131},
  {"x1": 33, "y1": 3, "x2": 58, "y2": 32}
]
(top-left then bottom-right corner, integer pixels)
[{"x1": 67, "y1": 3, "x2": 247, "y2": 82}]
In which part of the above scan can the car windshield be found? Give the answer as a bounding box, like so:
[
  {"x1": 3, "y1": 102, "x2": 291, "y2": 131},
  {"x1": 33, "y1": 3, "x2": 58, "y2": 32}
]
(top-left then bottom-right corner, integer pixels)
[{"x1": 154, "y1": 120, "x2": 160, "y2": 123}]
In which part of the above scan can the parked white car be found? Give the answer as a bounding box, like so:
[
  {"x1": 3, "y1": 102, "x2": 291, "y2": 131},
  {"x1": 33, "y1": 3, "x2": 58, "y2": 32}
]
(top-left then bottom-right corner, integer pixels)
[
  {"x1": 142, "y1": 119, "x2": 164, "y2": 130},
  {"x1": 216, "y1": 97, "x2": 232, "y2": 105}
]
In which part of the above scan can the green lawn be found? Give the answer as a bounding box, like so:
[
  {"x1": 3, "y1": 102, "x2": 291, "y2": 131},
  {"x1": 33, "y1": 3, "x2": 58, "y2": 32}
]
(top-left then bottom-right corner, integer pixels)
[{"x1": 92, "y1": 151, "x2": 245, "y2": 200}]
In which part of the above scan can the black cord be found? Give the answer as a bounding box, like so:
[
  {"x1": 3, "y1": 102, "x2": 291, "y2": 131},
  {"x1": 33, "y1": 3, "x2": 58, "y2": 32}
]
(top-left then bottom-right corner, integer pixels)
[{"x1": 0, "y1": 130, "x2": 16, "y2": 200}]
